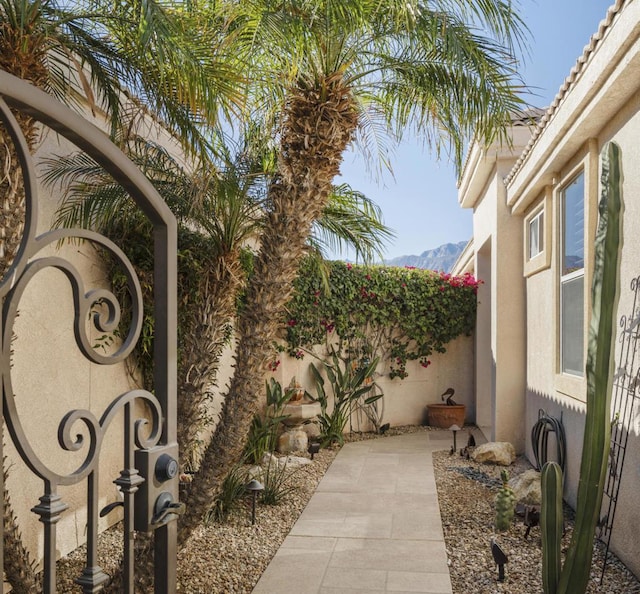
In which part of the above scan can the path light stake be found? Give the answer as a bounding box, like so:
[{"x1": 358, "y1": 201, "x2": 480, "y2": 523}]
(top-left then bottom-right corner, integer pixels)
[
  {"x1": 491, "y1": 538, "x2": 508, "y2": 582},
  {"x1": 449, "y1": 424, "x2": 460, "y2": 455},
  {"x1": 308, "y1": 441, "x2": 320, "y2": 460},
  {"x1": 245, "y1": 480, "x2": 264, "y2": 525}
]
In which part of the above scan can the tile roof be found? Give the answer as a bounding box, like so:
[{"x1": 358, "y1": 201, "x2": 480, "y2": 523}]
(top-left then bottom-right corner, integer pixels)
[{"x1": 504, "y1": 0, "x2": 627, "y2": 187}]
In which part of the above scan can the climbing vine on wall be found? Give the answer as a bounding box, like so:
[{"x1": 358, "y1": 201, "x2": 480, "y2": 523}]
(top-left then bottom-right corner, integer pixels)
[{"x1": 281, "y1": 260, "x2": 481, "y2": 379}]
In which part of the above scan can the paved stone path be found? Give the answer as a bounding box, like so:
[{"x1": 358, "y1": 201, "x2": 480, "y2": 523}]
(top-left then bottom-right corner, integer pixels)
[{"x1": 253, "y1": 431, "x2": 457, "y2": 593}]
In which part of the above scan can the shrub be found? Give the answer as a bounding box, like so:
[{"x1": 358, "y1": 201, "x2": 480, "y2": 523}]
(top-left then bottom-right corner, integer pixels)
[
  {"x1": 283, "y1": 260, "x2": 480, "y2": 379},
  {"x1": 243, "y1": 378, "x2": 294, "y2": 464},
  {"x1": 260, "y1": 458, "x2": 297, "y2": 505},
  {"x1": 207, "y1": 465, "x2": 249, "y2": 523},
  {"x1": 309, "y1": 348, "x2": 381, "y2": 446}
]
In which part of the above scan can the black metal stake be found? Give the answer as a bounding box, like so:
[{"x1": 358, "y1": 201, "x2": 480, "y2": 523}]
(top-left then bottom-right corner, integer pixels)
[
  {"x1": 251, "y1": 490, "x2": 257, "y2": 525},
  {"x1": 245, "y1": 479, "x2": 264, "y2": 526}
]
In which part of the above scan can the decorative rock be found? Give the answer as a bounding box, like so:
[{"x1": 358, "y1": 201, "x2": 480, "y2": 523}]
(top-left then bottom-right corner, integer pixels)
[
  {"x1": 302, "y1": 421, "x2": 321, "y2": 439},
  {"x1": 261, "y1": 452, "x2": 278, "y2": 467},
  {"x1": 471, "y1": 442, "x2": 516, "y2": 466},
  {"x1": 247, "y1": 465, "x2": 263, "y2": 479},
  {"x1": 282, "y1": 455, "x2": 312, "y2": 469},
  {"x1": 277, "y1": 428, "x2": 308, "y2": 454},
  {"x1": 509, "y1": 469, "x2": 542, "y2": 504}
]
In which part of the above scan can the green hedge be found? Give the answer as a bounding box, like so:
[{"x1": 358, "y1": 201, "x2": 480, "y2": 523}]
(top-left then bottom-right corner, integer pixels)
[{"x1": 281, "y1": 260, "x2": 480, "y2": 379}]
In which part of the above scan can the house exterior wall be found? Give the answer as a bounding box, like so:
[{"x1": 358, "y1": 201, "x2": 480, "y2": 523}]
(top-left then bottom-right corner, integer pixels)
[
  {"x1": 460, "y1": 1, "x2": 640, "y2": 575},
  {"x1": 456, "y1": 131, "x2": 530, "y2": 451}
]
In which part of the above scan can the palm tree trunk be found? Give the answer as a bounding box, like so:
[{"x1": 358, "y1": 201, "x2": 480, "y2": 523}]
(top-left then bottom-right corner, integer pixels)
[
  {"x1": 0, "y1": 120, "x2": 31, "y2": 278},
  {"x1": 178, "y1": 77, "x2": 358, "y2": 545},
  {"x1": 177, "y1": 254, "x2": 243, "y2": 470}
]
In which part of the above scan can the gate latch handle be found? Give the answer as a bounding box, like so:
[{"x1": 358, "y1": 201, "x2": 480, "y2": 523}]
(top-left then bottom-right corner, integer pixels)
[
  {"x1": 99, "y1": 501, "x2": 124, "y2": 518},
  {"x1": 151, "y1": 491, "x2": 185, "y2": 528}
]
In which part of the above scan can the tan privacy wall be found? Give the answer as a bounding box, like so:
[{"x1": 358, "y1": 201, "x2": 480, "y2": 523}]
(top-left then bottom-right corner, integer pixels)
[{"x1": 274, "y1": 334, "x2": 475, "y2": 430}]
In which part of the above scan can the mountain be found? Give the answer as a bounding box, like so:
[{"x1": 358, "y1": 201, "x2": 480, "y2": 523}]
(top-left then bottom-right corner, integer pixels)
[{"x1": 385, "y1": 241, "x2": 467, "y2": 272}]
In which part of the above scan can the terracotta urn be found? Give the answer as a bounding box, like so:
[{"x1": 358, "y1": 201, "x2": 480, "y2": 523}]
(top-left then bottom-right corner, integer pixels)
[{"x1": 426, "y1": 404, "x2": 466, "y2": 428}]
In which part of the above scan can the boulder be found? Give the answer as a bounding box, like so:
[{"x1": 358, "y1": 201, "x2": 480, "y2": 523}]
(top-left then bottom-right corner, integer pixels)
[
  {"x1": 302, "y1": 421, "x2": 321, "y2": 440},
  {"x1": 258, "y1": 452, "x2": 311, "y2": 473},
  {"x1": 471, "y1": 442, "x2": 516, "y2": 466},
  {"x1": 277, "y1": 427, "x2": 308, "y2": 454},
  {"x1": 282, "y1": 455, "x2": 311, "y2": 469},
  {"x1": 508, "y1": 469, "x2": 542, "y2": 505}
]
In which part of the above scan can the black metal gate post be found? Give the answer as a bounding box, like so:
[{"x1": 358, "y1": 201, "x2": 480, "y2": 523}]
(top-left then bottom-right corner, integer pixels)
[{"x1": 0, "y1": 70, "x2": 179, "y2": 593}]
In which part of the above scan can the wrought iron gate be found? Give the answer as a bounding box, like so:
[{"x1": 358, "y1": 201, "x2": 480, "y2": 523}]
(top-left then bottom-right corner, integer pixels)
[{"x1": 0, "y1": 70, "x2": 179, "y2": 592}]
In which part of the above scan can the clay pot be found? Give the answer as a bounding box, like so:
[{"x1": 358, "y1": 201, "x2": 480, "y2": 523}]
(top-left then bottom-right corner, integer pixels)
[{"x1": 426, "y1": 404, "x2": 466, "y2": 428}]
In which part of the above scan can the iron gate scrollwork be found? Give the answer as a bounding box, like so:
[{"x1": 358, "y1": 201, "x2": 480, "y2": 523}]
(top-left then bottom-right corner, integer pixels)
[{"x1": 0, "y1": 70, "x2": 179, "y2": 593}]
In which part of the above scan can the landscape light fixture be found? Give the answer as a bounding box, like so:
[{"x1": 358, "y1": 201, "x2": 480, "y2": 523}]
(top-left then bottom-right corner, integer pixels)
[
  {"x1": 245, "y1": 479, "x2": 264, "y2": 525},
  {"x1": 449, "y1": 424, "x2": 461, "y2": 455},
  {"x1": 491, "y1": 538, "x2": 509, "y2": 582},
  {"x1": 308, "y1": 441, "x2": 321, "y2": 460}
]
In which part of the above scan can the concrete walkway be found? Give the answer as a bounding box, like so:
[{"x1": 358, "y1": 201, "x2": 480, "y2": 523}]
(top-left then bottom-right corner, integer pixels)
[{"x1": 253, "y1": 430, "x2": 460, "y2": 594}]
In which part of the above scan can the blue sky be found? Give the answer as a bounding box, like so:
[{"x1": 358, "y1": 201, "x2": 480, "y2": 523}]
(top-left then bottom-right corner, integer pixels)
[{"x1": 336, "y1": 0, "x2": 613, "y2": 261}]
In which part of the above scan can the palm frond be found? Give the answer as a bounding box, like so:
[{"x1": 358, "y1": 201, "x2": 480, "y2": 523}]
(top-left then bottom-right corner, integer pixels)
[{"x1": 313, "y1": 183, "x2": 394, "y2": 264}]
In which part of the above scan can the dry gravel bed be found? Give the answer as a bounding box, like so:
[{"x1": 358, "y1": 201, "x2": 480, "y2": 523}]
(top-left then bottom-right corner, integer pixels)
[
  {"x1": 57, "y1": 446, "x2": 339, "y2": 593},
  {"x1": 56, "y1": 426, "x2": 640, "y2": 593},
  {"x1": 433, "y1": 447, "x2": 640, "y2": 594}
]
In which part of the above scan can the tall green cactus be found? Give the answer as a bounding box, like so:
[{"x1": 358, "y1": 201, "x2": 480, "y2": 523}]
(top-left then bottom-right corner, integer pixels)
[
  {"x1": 539, "y1": 141, "x2": 623, "y2": 594},
  {"x1": 541, "y1": 461, "x2": 563, "y2": 594},
  {"x1": 495, "y1": 469, "x2": 516, "y2": 531}
]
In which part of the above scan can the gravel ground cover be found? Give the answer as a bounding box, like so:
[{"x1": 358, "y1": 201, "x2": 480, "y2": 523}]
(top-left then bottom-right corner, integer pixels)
[
  {"x1": 433, "y1": 447, "x2": 640, "y2": 594},
  {"x1": 55, "y1": 426, "x2": 640, "y2": 593}
]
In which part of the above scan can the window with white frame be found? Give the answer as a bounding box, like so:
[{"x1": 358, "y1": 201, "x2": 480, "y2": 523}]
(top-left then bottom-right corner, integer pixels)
[
  {"x1": 528, "y1": 209, "x2": 544, "y2": 259},
  {"x1": 560, "y1": 173, "x2": 585, "y2": 376}
]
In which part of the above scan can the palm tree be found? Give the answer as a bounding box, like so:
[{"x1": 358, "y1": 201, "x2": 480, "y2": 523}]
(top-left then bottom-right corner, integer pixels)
[
  {"x1": 46, "y1": 131, "x2": 391, "y2": 467},
  {"x1": 47, "y1": 129, "x2": 392, "y2": 590},
  {"x1": 179, "y1": 0, "x2": 528, "y2": 544},
  {"x1": 0, "y1": 1, "x2": 242, "y2": 589},
  {"x1": 0, "y1": 0, "x2": 241, "y2": 274}
]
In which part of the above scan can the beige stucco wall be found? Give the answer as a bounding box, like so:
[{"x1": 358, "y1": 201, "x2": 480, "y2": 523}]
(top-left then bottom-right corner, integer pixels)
[
  {"x1": 506, "y1": 0, "x2": 640, "y2": 578},
  {"x1": 458, "y1": 130, "x2": 530, "y2": 451},
  {"x1": 274, "y1": 334, "x2": 475, "y2": 430},
  {"x1": 5, "y1": 138, "x2": 136, "y2": 564}
]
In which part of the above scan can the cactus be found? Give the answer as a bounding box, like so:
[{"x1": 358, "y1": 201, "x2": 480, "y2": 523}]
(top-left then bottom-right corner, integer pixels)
[
  {"x1": 557, "y1": 141, "x2": 623, "y2": 594},
  {"x1": 495, "y1": 469, "x2": 516, "y2": 532},
  {"x1": 539, "y1": 142, "x2": 623, "y2": 594},
  {"x1": 541, "y1": 461, "x2": 563, "y2": 594}
]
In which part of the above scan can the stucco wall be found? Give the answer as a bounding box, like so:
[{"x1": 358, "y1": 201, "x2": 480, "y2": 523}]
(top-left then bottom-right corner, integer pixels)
[
  {"x1": 274, "y1": 334, "x2": 475, "y2": 430},
  {"x1": 467, "y1": 157, "x2": 527, "y2": 450},
  {"x1": 519, "y1": 46, "x2": 640, "y2": 583},
  {"x1": 5, "y1": 180, "x2": 137, "y2": 563},
  {"x1": 2, "y1": 113, "x2": 185, "y2": 565}
]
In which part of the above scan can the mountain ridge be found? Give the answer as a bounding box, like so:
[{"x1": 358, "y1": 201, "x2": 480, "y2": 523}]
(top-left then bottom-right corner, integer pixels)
[{"x1": 384, "y1": 241, "x2": 467, "y2": 272}]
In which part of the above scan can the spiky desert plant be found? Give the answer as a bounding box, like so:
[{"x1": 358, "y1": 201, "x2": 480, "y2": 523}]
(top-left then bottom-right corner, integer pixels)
[
  {"x1": 495, "y1": 469, "x2": 515, "y2": 532},
  {"x1": 540, "y1": 142, "x2": 623, "y2": 594},
  {"x1": 541, "y1": 461, "x2": 563, "y2": 594}
]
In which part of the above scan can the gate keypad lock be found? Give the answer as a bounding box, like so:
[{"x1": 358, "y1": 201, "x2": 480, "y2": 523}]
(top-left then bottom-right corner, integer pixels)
[{"x1": 134, "y1": 444, "x2": 183, "y2": 532}]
